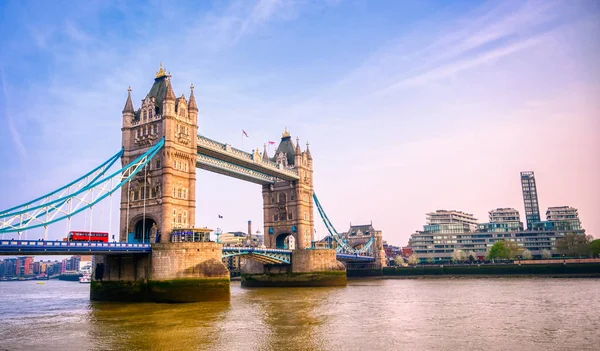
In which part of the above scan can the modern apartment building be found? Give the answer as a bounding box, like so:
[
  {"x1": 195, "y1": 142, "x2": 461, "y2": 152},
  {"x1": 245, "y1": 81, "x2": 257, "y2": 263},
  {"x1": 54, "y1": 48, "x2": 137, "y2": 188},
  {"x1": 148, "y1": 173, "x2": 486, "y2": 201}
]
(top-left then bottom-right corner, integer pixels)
[
  {"x1": 486, "y1": 208, "x2": 524, "y2": 232},
  {"x1": 409, "y1": 206, "x2": 586, "y2": 261},
  {"x1": 521, "y1": 171, "x2": 541, "y2": 229},
  {"x1": 423, "y1": 210, "x2": 478, "y2": 234},
  {"x1": 546, "y1": 206, "x2": 582, "y2": 230}
]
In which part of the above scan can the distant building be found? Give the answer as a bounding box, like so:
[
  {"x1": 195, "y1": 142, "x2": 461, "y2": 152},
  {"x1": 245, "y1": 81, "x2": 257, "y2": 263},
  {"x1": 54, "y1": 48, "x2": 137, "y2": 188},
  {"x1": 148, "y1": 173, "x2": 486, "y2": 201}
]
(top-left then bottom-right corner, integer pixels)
[
  {"x1": 79, "y1": 255, "x2": 93, "y2": 273},
  {"x1": 16, "y1": 256, "x2": 34, "y2": 276},
  {"x1": 219, "y1": 232, "x2": 247, "y2": 247},
  {"x1": 479, "y1": 208, "x2": 524, "y2": 232},
  {"x1": 521, "y1": 171, "x2": 541, "y2": 230},
  {"x1": 545, "y1": 206, "x2": 582, "y2": 230},
  {"x1": 62, "y1": 256, "x2": 81, "y2": 273},
  {"x1": 408, "y1": 205, "x2": 586, "y2": 261},
  {"x1": 424, "y1": 210, "x2": 478, "y2": 234},
  {"x1": 0, "y1": 258, "x2": 17, "y2": 277}
]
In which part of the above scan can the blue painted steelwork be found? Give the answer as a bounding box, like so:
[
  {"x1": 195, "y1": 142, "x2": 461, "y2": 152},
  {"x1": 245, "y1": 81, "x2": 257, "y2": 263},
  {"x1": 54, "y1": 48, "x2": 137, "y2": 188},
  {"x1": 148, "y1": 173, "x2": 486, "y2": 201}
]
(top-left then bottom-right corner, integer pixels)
[
  {"x1": 336, "y1": 253, "x2": 376, "y2": 262},
  {"x1": 0, "y1": 149, "x2": 123, "y2": 216},
  {"x1": 0, "y1": 240, "x2": 151, "y2": 255},
  {"x1": 0, "y1": 139, "x2": 165, "y2": 234},
  {"x1": 313, "y1": 193, "x2": 375, "y2": 255},
  {"x1": 222, "y1": 246, "x2": 292, "y2": 264}
]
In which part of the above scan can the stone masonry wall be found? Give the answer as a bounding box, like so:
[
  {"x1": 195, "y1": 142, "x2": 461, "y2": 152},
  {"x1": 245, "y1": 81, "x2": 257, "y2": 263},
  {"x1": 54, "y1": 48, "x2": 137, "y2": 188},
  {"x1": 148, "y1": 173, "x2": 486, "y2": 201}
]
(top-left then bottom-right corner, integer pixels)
[
  {"x1": 151, "y1": 242, "x2": 229, "y2": 280},
  {"x1": 92, "y1": 254, "x2": 151, "y2": 282},
  {"x1": 291, "y1": 249, "x2": 346, "y2": 273}
]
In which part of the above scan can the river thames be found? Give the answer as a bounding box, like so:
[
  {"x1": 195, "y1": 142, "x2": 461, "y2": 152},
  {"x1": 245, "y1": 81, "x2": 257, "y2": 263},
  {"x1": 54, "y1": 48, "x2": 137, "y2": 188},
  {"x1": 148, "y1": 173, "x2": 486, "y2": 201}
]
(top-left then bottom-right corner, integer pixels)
[{"x1": 1, "y1": 278, "x2": 599, "y2": 351}]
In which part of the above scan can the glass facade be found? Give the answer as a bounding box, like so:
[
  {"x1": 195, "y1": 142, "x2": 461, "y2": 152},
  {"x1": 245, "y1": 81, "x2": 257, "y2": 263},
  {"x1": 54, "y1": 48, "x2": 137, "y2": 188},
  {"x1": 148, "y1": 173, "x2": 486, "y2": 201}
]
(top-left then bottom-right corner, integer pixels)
[{"x1": 521, "y1": 171, "x2": 541, "y2": 230}]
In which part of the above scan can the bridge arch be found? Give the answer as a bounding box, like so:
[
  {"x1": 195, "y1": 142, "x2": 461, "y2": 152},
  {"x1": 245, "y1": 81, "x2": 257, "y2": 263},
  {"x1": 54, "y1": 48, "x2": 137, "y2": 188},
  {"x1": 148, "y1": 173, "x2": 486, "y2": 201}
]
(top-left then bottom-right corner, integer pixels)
[
  {"x1": 275, "y1": 233, "x2": 296, "y2": 250},
  {"x1": 128, "y1": 215, "x2": 157, "y2": 243}
]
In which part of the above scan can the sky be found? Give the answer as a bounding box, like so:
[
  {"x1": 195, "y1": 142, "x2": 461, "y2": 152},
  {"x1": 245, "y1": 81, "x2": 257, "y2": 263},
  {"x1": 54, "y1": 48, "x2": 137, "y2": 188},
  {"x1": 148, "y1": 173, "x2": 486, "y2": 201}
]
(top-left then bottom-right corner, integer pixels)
[{"x1": 0, "y1": 0, "x2": 599, "y2": 247}]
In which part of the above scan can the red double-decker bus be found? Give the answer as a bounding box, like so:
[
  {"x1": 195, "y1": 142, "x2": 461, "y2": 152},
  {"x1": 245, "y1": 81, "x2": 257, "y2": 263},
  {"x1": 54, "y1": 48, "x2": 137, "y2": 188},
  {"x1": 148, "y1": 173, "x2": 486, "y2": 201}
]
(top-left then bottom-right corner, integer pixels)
[{"x1": 66, "y1": 231, "x2": 109, "y2": 242}]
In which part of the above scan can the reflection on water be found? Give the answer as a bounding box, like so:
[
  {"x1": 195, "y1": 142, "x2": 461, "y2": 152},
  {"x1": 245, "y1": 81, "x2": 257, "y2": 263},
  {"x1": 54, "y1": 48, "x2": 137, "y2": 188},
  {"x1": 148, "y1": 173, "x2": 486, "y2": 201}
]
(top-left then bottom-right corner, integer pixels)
[
  {"x1": 1, "y1": 279, "x2": 600, "y2": 351},
  {"x1": 88, "y1": 300, "x2": 231, "y2": 350}
]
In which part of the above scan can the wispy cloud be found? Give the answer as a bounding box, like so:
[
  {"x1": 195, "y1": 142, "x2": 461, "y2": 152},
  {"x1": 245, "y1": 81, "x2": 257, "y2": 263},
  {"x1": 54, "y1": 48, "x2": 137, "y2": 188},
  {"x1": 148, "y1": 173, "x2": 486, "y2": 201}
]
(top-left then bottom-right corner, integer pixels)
[
  {"x1": 0, "y1": 68, "x2": 27, "y2": 162},
  {"x1": 236, "y1": 0, "x2": 283, "y2": 41},
  {"x1": 64, "y1": 21, "x2": 90, "y2": 42},
  {"x1": 384, "y1": 35, "x2": 544, "y2": 91}
]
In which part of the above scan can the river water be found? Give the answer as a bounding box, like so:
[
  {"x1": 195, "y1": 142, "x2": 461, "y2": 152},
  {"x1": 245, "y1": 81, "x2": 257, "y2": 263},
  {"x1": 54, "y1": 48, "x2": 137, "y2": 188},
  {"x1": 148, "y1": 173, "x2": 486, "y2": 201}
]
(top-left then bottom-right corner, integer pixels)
[{"x1": 1, "y1": 278, "x2": 599, "y2": 351}]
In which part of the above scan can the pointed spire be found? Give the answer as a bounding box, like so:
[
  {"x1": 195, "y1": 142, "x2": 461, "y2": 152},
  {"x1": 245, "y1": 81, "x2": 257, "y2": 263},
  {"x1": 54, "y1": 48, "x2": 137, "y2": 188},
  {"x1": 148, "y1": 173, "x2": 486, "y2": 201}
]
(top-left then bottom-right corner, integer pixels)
[
  {"x1": 306, "y1": 141, "x2": 312, "y2": 160},
  {"x1": 295, "y1": 137, "x2": 302, "y2": 155},
  {"x1": 165, "y1": 79, "x2": 176, "y2": 102},
  {"x1": 122, "y1": 86, "x2": 134, "y2": 113},
  {"x1": 262, "y1": 143, "x2": 269, "y2": 161},
  {"x1": 188, "y1": 83, "x2": 198, "y2": 111}
]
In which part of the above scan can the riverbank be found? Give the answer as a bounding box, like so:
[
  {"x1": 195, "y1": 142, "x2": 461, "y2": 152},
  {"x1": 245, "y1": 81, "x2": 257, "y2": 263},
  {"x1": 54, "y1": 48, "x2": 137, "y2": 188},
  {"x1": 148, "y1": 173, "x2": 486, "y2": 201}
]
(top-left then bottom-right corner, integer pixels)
[{"x1": 382, "y1": 263, "x2": 600, "y2": 278}]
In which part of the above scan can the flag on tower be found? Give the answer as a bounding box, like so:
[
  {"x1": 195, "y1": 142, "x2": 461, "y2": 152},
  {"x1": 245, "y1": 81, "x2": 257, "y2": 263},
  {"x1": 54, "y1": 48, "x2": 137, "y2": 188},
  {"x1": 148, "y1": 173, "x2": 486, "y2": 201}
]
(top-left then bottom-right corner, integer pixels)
[
  {"x1": 268, "y1": 141, "x2": 275, "y2": 145},
  {"x1": 242, "y1": 129, "x2": 249, "y2": 137}
]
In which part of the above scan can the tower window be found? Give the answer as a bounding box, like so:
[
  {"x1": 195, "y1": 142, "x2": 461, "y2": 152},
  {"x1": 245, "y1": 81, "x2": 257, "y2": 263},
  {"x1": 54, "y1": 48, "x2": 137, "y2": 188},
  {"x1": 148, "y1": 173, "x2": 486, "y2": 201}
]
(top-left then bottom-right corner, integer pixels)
[
  {"x1": 274, "y1": 215, "x2": 278, "y2": 222},
  {"x1": 288, "y1": 213, "x2": 293, "y2": 220}
]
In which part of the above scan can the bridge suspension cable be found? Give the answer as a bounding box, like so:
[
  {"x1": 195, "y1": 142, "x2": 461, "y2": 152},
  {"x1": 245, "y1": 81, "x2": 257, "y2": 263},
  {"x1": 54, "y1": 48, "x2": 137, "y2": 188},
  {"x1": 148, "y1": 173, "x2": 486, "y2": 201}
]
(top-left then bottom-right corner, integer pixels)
[
  {"x1": 0, "y1": 138, "x2": 165, "y2": 234},
  {"x1": 312, "y1": 193, "x2": 375, "y2": 255}
]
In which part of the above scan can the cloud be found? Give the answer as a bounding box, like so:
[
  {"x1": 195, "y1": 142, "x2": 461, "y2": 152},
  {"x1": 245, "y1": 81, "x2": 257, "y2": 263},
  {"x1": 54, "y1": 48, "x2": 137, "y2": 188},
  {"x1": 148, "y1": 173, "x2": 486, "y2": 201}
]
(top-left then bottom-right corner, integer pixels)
[
  {"x1": 384, "y1": 35, "x2": 544, "y2": 90},
  {"x1": 236, "y1": 0, "x2": 284, "y2": 41},
  {"x1": 0, "y1": 68, "x2": 27, "y2": 162},
  {"x1": 64, "y1": 21, "x2": 90, "y2": 42}
]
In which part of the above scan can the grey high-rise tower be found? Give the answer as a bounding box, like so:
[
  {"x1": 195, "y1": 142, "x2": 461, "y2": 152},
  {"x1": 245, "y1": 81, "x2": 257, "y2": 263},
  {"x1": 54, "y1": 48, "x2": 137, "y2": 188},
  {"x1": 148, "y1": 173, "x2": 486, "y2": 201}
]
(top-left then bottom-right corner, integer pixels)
[{"x1": 520, "y1": 171, "x2": 540, "y2": 230}]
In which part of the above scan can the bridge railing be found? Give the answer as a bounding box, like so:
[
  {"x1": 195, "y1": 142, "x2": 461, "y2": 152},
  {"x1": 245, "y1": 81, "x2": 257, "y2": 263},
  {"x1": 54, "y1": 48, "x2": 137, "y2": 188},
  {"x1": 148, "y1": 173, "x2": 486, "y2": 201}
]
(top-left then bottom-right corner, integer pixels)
[
  {"x1": 222, "y1": 246, "x2": 292, "y2": 254},
  {"x1": 0, "y1": 240, "x2": 151, "y2": 249}
]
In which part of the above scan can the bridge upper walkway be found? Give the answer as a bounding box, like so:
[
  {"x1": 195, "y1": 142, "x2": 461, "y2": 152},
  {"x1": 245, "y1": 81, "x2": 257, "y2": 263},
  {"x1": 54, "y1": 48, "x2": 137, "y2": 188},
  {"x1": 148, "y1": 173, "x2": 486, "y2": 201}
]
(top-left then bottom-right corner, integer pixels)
[{"x1": 197, "y1": 135, "x2": 299, "y2": 185}]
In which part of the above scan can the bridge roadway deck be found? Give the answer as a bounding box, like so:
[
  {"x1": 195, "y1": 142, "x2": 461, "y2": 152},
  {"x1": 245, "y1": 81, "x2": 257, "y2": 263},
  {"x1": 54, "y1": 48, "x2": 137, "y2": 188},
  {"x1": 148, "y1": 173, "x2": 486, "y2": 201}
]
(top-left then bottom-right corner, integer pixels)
[
  {"x1": 0, "y1": 240, "x2": 375, "y2": 262},
  {"x1": 0, "y1": 240, "x2": 151, "y2": 255}
]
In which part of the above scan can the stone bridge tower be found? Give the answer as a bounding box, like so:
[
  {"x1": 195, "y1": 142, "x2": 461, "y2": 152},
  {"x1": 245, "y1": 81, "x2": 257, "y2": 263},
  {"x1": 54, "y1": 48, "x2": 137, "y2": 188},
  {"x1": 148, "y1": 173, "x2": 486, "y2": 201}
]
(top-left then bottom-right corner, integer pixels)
[
  {"x1": 119, "y1": 64, "x2": 198, "y2": 243},
  {"x1": 262, "y1": 130, "x2": 315, "y2": 250}
]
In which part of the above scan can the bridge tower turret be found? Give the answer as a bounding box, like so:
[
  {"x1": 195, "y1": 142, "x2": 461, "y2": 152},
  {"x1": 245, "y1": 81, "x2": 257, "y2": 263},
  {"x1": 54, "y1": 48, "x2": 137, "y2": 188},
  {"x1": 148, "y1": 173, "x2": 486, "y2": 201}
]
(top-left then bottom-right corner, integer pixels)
[
  {"x1": 262, "y1": 129, "x2": 315, "y2": 250},
  {"x1": 118, "y1": 64, "x2": 198, "y2": 243}
]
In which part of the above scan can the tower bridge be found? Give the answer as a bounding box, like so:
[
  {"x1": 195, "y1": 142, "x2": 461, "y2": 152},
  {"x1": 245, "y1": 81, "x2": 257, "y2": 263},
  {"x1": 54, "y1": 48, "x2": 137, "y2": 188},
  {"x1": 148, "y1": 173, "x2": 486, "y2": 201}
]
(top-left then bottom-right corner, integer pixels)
[{"x1": 0, "y1": 64, "x2": 385, "y2": 302}]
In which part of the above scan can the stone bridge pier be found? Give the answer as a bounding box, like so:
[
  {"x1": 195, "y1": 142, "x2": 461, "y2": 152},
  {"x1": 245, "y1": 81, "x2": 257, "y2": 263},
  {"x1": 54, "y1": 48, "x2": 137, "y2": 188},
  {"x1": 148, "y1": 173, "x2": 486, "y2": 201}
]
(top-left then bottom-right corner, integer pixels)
[
  {"x1": 241, "y1": 249, "x2": 346, "y2": 287},
  {"x1": 91, "y1": 242, "x2": 230, "y2": 302}
]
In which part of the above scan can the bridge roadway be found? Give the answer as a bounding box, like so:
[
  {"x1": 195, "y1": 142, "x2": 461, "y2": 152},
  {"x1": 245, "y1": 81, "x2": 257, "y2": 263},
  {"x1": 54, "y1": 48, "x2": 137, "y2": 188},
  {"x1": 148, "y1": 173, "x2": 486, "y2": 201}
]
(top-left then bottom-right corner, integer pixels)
[{"x1": 0, "y1": 240, "x2": 375, "y2": 263}]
